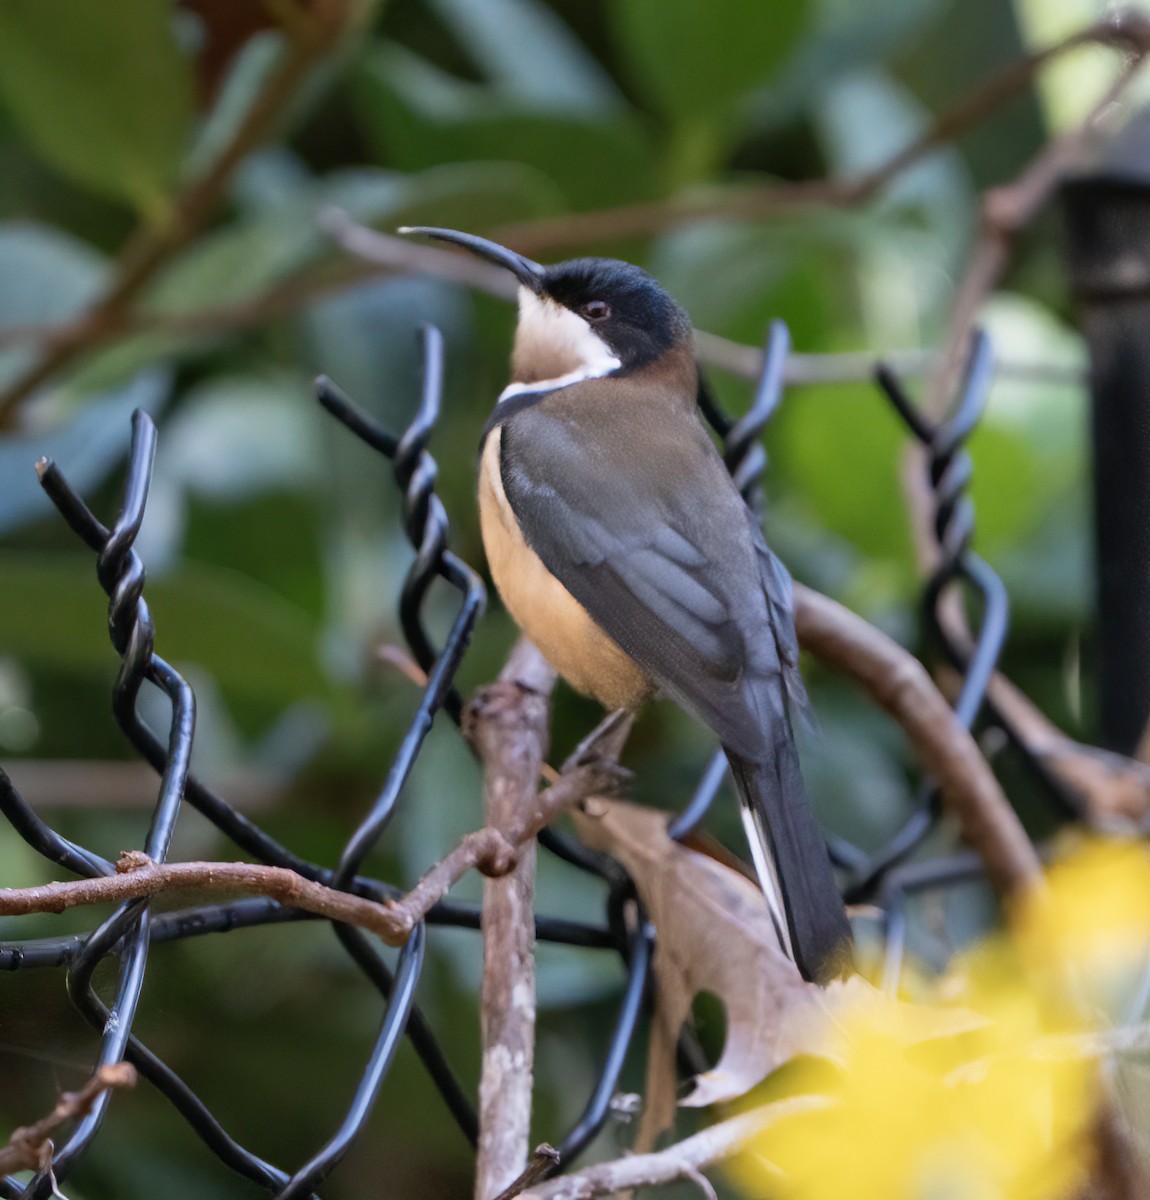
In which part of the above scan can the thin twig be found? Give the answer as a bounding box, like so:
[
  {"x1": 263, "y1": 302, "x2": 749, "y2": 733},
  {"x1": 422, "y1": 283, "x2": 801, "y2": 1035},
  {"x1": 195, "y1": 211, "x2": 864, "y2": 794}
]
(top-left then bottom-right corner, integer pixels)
[
  {"x1": 492, "y1": 1144, "x2": 562, "y2": 1200},
  {"x1": 0, "y1": 755, "x2": 615, "y2": 944},
  {"x1": 693, "y1": 330, "x2": 1084, "y2": 387},
  {"x1": 523, "y1": 1096, "x2": 830, "y2": 1200},
  {"x1": 937, "y1": 663, "x2": 1150, "y2": 825},
  {"x1": 385, "y1": 761, "x2": 620, "y2": 936},
  {"x1": 322, "y1": 208, "x2": 520, "y2": 299},
  {"x1": 0, "y1": 1063, "x2": 137, "y2": 1174},
  {"x1": 924, "y1": 35, "x2": 1149, "y2": 418},
  {"x1": 886, "y1": 23, "x2": 1150, "y2": 823},
  {"x1": 376, "y1": 643, "x2": 431, "y2": 688},
  {"x1": 0, "y1": 851, "x2": 414, "y2": 943}
]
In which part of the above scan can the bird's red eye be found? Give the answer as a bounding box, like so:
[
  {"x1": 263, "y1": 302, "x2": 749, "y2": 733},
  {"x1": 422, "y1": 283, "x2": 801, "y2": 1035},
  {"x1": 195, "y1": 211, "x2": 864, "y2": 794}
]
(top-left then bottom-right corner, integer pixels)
[{"x1": 580, "y1": 300, "x2": 611, "y2": 321}]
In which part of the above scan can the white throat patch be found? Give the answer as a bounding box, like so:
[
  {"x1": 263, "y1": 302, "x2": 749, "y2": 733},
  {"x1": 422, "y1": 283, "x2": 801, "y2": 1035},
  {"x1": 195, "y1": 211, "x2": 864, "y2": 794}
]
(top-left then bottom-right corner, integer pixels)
[{"x1": 499, "y1": 287, "x2": 621, "y2": 403}]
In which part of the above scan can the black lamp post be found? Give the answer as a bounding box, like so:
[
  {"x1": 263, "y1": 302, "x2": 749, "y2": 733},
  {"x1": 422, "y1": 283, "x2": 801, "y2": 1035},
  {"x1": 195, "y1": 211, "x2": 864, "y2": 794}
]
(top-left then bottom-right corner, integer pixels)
[{"x1": 1062, "y1": 107, "x2": 1150, "y2": 755}]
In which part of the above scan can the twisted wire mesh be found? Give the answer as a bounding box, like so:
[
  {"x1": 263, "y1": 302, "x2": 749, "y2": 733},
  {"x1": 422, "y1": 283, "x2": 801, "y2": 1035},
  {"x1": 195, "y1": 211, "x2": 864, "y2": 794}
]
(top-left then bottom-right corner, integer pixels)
[{"x1": 0, "y1": 320, "x2": 1089, "y2": 1195}]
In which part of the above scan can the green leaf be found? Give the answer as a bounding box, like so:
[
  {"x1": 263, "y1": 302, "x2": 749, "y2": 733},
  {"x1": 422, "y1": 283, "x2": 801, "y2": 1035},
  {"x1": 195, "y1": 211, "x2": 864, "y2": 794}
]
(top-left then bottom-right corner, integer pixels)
[
  {"x1": 0, "y1": 369, "x2": 169, "y2": 537},
  {"x1": 0, "y1": 553, "x2": 331, "y2": 704},
  {"x1": 0, "y1": 221, "x2": 107, "y2": 388},
  {"x1": 758, "y1": 0, "x2": 949, "y2": 130},
  {"x1": 817, "y1": 70, "x2": 973, "y2": 266},
  {"x1": 652, "y1": 217, "x2": 846, "y2": 350},
  {"x1": 134, "y1": 371, "x2": 323, "y2": 576},
  {"x1": 300, "y1": 275, "x2": 472, "y2": 417},
  {"x1": 146, "y1": 209, "x2": 323, "y2": 318},
  {"x1": 355, "y1": 44, "x2": 655, "y2": 208},
  {"x1": 429, "y1": 0, "x2": 623, "y2": 115},
  {"x1": 0, "y1": 0, "x2": 193, "y2": 213},
  {"x1": 969, "y1": 292, "x2": 1087, "y2": 554},
  {"x1": 68, "y1": 160, "x2": 555, "y2": 395},
  {"x1": 609, "y1": 0, "x2": 810, "y2": 124},
  {"x1": 774, "y1": 382, "x2": 914, "y2": 563},
  {"x1": 0, "y1": 222, "x2": 172, "y2": 536},
  {"x1": 186, "y1": 32, "x2": 286, "y2": 179},
  {"x1": 158, "y1": 374, "x2": 323, "y2": 502}
]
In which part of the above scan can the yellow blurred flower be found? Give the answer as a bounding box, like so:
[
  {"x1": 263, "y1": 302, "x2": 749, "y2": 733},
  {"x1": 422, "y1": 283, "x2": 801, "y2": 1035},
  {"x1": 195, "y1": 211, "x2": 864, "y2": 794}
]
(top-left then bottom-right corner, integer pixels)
[
  {"x1": 729, "y1": 838, "x2": 1150, "y2": 1200},
  {"x1": 1018, "y1": 837, "x2": 1150, "y2": 1018}
]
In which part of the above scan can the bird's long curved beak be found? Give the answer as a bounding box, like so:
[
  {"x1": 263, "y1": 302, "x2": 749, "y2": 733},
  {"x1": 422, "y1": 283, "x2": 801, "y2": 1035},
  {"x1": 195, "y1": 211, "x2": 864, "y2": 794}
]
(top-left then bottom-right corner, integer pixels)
[{"x1": 398, "y1": 227, "x2": 545, "y2": 294}]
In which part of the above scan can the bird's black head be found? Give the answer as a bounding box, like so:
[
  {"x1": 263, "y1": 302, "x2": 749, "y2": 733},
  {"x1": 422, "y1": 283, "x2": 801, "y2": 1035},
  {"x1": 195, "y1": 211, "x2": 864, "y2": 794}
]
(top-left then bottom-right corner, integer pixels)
[
  {"x1": 399, "y1": 227, "x2": 692, "y2": 380},
  {"x1": 537, "y1": 256, "x2": 692, "y2": 373}
]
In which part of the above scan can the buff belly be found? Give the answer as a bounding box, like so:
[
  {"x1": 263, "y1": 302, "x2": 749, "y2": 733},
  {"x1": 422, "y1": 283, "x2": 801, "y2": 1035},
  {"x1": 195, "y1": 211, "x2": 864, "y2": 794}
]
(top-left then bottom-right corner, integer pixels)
[{"x1": 478, "y1": 429, "x2": 651, "y2": 711}]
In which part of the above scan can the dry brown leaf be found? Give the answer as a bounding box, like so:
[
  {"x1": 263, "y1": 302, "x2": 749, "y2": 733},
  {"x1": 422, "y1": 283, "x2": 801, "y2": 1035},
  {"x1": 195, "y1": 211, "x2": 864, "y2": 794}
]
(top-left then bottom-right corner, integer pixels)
[
  {"x1": 572, "y1": 800, "x2": 820, "y2": 1121},
  {"x1": 571, "y1": 799, "x2": 984, "y2": 1139}
]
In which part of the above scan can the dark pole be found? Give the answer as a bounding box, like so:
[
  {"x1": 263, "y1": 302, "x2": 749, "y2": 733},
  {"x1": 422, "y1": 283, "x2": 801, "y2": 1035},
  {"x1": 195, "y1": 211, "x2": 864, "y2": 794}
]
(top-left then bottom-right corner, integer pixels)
[{"x1": 1062, "y1": 108, "x2": 1150, "y2": 755}]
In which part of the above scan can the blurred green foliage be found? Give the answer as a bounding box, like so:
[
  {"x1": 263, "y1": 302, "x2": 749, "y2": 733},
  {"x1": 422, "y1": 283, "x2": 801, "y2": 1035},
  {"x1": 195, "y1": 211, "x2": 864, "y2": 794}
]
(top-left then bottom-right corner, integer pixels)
[{"x1": 0, "y1": 0, "x2": 1111, "y2": 1196}]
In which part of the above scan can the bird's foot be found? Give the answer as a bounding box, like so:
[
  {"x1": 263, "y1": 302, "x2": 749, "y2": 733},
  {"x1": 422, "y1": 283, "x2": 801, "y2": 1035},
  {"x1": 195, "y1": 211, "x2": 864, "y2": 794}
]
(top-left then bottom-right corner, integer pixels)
[{"x1": 563, "y1": 708, "x2": 634, "y2": 773}]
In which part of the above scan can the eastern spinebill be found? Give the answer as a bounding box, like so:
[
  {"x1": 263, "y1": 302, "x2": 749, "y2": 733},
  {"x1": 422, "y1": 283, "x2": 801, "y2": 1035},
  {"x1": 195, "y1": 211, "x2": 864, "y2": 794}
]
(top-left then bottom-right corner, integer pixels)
[{"x1": 400, "y1": 226, "x2": 852, "y2": 983}]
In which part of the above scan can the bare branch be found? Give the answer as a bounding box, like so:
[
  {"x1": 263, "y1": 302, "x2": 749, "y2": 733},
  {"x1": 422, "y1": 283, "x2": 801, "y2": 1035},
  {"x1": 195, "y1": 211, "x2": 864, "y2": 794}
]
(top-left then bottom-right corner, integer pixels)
[
  {"x1": 792, "y1": 584, "x2": 1043, "y2": 899},
  {"x1": 492, "y1": 1144, "x2": 562, "y2": 1200},
  {"x1": 0, "y1": 852, "x2": 416, "y2": 943},
  {"x1": 321, "y1": 210, "x2": 519, "y2": 301},
  {"x1": 469, "y1": 640, "x2": 556, "y2": 1200},
  {"x1": 0, "y1": 754, "x2": 617, "y2": 943},
  {"x1": 879, "y1": 23, "x2": 1150, "y2": 830},
  {"x1": 0, "y1": 1063, "x2": 137, "y2": 1175},
  {"x1": 924, "y1": 34, "x2": 1149, "y2": 418},
  {"x1": 938, "y1": 663, "x2": 1150, "y2": 825},
  {"x1": 524, "y1": 1096, "x2": 830, "y2": 1200}
]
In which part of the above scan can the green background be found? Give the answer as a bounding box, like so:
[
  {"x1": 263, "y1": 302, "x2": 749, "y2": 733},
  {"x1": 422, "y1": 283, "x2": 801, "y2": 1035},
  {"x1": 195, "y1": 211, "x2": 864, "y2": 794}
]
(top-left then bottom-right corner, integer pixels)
[{"x1": 0, "y1": 0, "x2": 1122, "y2": 1195}]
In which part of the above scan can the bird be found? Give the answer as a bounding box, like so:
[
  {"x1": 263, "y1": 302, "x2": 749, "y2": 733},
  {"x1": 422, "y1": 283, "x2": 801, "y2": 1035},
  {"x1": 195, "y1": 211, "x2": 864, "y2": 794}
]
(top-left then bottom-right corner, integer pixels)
[{"x1": 400, "y1": 226, "x2": 852, "y2": 983}]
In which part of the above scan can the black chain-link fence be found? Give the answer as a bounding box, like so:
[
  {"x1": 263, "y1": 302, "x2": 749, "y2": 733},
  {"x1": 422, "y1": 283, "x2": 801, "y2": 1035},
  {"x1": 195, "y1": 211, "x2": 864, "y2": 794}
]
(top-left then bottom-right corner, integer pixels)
[{"x1": 0, "y1": 322, "x2": 1097, "y2": 1197}]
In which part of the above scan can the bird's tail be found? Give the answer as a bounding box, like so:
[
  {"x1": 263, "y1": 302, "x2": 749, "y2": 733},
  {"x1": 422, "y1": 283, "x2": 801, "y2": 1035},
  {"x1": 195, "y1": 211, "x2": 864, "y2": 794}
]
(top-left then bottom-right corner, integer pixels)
[{"x1": 725, "y1": 724, "x2": 852, "y2": 983}]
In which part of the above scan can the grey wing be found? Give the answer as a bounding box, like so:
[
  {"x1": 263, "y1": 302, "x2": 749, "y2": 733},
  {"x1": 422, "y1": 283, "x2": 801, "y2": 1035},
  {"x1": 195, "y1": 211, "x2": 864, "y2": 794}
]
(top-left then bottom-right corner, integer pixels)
[
  {"x1": 499, "y1": 405, "x2": 801, "y2": 758},
  {"x1": 748, "y1": 512, "x2": 809, "y2": 715}
]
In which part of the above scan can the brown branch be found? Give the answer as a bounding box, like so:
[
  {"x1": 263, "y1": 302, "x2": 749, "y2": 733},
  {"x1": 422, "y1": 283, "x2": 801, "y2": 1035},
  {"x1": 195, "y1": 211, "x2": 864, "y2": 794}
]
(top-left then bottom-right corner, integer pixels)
[
  {"x1": 524, "y1": 1096, "x2": 830, "y2": 1200},
  {"x1": 867, "y1": 14, "x2": 1150, "y2": 845},
  {"x1": 0, "y1": 5, "x2": 353, "y2": 428},
  {"x1": 321, "y1": 209, "x2": 520, "y2": 300},
  {"x1": 492, "y1": 1144, "x2": 562, "y2": 1200},
  {"x1": 924, "y1": 32, "x2": 1149, "y2": 418},
  {"x1": 492, "y1": 13, "x2": 1150, "y2": 257},
  {"x1": 0, "y1": 851, "x2": 418, "y2": 943},
  {"x1": 384, "y1": 761, "x2": 618, "y2": 936},
  {"x1": 0, "y1": 1062, "x2": 137, "y2": 1175},
  {"x1": 938, "y1": 663, "x2": 1150, "y2": 825},
  {"x1": 0, "y1": 587, "x2": 1035, "y2": 931},
  {"x1": 0, "y1": 754, "x2": 617, "y2": 943},
  {"x1": 0, "y1": 591, "x2": 1035, "y2": 931},
  {"x1": 792, "y1": 583, "x2": 1043, "y2": 900},
  {"x1": 469, "y1": 639, "x2": 556, "y2": 1200}
]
